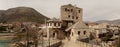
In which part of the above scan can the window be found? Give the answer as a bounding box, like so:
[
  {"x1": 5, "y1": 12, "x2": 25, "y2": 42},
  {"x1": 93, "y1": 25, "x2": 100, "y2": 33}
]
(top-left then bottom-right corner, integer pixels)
[
  {"x1": 72, "y1": 32, "x2": 73, "y2": 36},
  {"x1": 83, "y1": 31, "x2": 86, "y2": 35},
  {"x1": 53, "y1": 32, "x2": 55, "y2": 37},
  {"x1": 76, "y1": 17, "x2": 78, "y2": 19},
  {"x1": 67, "y1": 9, "x2": 70, "y2": 12},
  {"x1": 54, "y1": 23, "x2": 56, "y2": 26},
  {"x1": 65, "y1": 8, "x2": 67, "y2": 11},
  {"x1": 78, "y1": 31, "x2": 80, "y2": 35},
  {"x1": 71, "y1": 9, "x2": 73, "y2": 12},
  {"x1": 78, "y1": 10, "x2": 80, "y2": 13},
  {"x1": 68, "y1": 15, "x2": 70, "y2": 18},
  {"x1": 58, "y1": 23, "x2": 60, "y2": 26},
  {"x1": 65, "y1": 8, "x2": 73, "y2": 12},
  {"x1": 72, "y1": 16, "x2": 74, "y2": 19},
  {"x1": 107, "y1": 25, "x2": 109, "y2": 28}
]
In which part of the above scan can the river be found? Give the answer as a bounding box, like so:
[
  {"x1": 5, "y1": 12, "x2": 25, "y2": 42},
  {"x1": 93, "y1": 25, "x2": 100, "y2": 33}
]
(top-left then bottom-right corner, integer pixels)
[
  {"x1": 0, "y1": 36, "x2": 18, "y2": 47},
  {"x1": 0, "y1": 39, "x2": 13, "y2": 47}
]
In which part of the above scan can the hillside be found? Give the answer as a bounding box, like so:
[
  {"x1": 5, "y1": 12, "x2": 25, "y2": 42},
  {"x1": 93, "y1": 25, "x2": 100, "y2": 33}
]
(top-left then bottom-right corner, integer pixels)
[
  {"x1": 0, "y1": 7, "x2": 49, "y2": 24},
  {"x1": 96, "y1": 19, "x2": 120, "y2": 25}
]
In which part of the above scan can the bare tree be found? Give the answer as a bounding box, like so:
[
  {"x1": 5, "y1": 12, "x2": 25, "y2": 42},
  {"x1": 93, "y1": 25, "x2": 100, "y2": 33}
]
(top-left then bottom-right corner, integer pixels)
[{"x1": 13, "y1": 24, "x2": 39, "y2": 47}]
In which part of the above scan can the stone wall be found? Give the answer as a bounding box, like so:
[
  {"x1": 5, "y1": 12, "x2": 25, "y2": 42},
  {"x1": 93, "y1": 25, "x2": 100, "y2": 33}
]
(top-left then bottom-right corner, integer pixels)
[
  {"x1": 47, "y1": 41, "x2": 62, "y2": 47},
  {"x1": 76, "y1": 41, "x2": 101, "y2": 47}
]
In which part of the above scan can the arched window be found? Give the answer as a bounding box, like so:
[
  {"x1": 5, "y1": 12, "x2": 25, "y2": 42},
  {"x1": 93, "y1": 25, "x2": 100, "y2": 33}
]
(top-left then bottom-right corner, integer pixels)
[{"x1": 53, "y1": 32, "x2": 55, "y2": 37}]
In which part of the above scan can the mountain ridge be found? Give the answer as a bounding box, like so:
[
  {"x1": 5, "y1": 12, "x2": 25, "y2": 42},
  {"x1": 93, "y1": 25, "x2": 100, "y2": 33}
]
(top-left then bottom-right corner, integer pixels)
[
  {"x1": 0, "y1": 7, "x2": 49, "y2": 24},
  {"x1": 96, "y1": 19, "x2": 120, "y2": 24}
]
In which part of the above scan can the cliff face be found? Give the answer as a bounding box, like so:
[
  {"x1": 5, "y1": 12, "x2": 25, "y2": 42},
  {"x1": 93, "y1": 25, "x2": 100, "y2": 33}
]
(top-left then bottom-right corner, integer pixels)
[{"x1": 0, "y1": 7, "x2": 49, "y2": 24}]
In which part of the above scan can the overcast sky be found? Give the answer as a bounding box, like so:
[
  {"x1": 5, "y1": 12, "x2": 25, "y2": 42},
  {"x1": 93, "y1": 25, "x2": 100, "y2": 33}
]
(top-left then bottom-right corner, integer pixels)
[{"x1": 0, "y1": 0, "x2": 120, "y2": 21}]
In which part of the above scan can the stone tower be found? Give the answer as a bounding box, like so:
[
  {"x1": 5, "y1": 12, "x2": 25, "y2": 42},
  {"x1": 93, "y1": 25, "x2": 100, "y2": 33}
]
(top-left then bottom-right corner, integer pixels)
[{"x1": 60, "y1": 4, "x2": 83, "y2": 22}]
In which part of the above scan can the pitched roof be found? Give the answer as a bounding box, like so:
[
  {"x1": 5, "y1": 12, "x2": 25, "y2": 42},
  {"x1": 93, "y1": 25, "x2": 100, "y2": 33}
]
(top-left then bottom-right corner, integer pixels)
[
  {"x1": 46, "y1": 18, "x2": 61, "y2": 23},
  {"x1": 66, "y1": 21, "x2": 89, "y2": 31}
]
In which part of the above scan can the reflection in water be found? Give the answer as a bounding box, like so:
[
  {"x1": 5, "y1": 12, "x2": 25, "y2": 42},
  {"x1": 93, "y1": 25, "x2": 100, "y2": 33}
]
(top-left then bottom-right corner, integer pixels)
[
  {"x1": 0, "y1": 39, "x2": 11, "y2": 47},
  {"x1": 0, "y1": 39, "x2": 18, "y2": 47}
]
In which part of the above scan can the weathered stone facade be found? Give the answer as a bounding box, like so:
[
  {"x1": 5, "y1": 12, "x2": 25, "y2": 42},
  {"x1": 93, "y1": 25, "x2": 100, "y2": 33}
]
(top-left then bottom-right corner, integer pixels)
[
  {"x1": 66, "y1": 21, "x2": 90, "y2": 42},
  {"x1": 60, "y1": 4, "x2": 90, "y2": 42},
  {"x1": 60, "y1": 4, "x2": 83, "y2": 23}
]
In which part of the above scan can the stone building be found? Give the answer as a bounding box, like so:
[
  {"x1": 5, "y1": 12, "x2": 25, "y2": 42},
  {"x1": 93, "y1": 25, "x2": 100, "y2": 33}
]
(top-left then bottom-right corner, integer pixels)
[
  {"x1": 90, "y1": 23, "x2": 120, "y2": 39},
  {"x1": 61, "y1": 4, "x2": 90, "y2": 42},
  {"x1": 39, "y1": 4, "x2": 91, "y2": 41},
  {"x1": 44, "y1": 18, "x2": 65, "y2": 40},
  {"x1": 60, "y1": 4, "x2": 83, "y2": 28},
  {"x1": 90, "y1": 23, "x2": 110, "y2": 38},
  {"x1": 66, "y1": 21, "x2": 90, "y2": 42},
  {"x1": 0, "y1": 23, "x2": 13, "y2": 32},
  {"x1": 46, "y1": 18, "x2": 62, "y2": 28}
]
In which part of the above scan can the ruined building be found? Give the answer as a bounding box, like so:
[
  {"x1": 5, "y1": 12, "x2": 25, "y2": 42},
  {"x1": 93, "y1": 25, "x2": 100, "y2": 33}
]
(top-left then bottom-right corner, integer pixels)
[{"x1": 60, "y1": 4, "x2": 83, "y2": 28}]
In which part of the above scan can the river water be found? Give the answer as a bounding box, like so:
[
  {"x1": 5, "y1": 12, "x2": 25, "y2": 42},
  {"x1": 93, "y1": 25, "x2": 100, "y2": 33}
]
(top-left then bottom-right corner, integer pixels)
[
  {"x1": 0, "y1": 33, "x2": 17, "y2": 47},
  {"x1": 0, "y1": 39, "x2": 12, "y2": 47},
  {"x1": 0, "y1": 38, "x2": 18, "y2": 47}
]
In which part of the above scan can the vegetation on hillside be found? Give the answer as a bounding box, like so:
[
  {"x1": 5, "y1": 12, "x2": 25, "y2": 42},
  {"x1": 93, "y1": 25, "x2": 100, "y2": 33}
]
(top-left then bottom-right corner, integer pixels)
[{"x1": 0, "y1": 7, "x2": 49, "y2": 23}]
